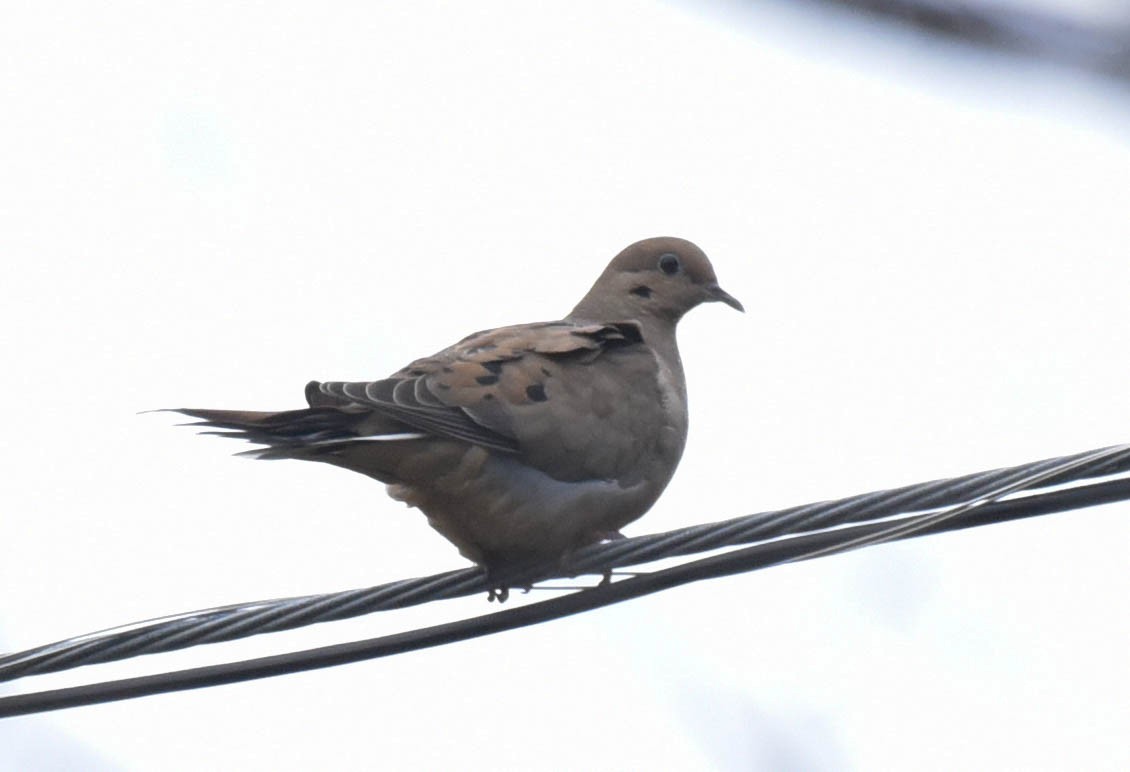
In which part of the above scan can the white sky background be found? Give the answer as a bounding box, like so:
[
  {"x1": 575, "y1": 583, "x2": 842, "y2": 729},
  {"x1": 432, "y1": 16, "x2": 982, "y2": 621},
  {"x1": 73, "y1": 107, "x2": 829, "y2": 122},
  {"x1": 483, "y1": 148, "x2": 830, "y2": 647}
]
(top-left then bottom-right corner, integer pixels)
[{"x1": 2, "y1": 1, "x2": 1129, "y2": 769}]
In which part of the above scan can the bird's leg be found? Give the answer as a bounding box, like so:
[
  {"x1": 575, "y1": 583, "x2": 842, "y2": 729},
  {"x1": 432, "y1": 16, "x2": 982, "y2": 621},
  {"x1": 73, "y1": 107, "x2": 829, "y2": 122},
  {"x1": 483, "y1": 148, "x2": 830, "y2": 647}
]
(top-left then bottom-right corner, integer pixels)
[
  {"x1": 479, "y1": 564, "x2": 511, "y2": 603},
  {"x1": 483, "y1": 561, "x2": 540, "y2": 602},
  {"x1": 552, "y1": 530, "x2": 626, "y2": 587},
  {"x1": 593, "y1": 530, "x2": 626, "y2": 587}
]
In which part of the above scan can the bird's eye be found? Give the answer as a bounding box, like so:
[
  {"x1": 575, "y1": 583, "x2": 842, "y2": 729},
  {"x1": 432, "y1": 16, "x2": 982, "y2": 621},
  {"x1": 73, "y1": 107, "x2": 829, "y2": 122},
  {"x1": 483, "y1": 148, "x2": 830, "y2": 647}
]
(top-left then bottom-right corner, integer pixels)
[{"x1": 658, "y1": 253, "x2": 681, "y2": 275}]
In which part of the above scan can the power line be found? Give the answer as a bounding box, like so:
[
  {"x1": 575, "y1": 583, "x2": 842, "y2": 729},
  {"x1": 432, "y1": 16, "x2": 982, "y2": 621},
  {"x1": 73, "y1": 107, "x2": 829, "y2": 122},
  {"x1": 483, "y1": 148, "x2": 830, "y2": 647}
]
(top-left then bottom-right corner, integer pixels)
[{"x1": 1, "y1": 444, "x2": 1128, "y2": 717}]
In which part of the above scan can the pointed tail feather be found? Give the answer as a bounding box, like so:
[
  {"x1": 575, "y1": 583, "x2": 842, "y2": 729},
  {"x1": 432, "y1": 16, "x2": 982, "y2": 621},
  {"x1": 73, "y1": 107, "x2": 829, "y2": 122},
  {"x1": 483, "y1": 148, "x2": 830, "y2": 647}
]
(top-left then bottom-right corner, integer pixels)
[
  {"x1": 165, "y1": 406, "x2": 428, "y2": 482},
  {"x1": 172, "y1": 406, "x2": 365, "y2": 445}
]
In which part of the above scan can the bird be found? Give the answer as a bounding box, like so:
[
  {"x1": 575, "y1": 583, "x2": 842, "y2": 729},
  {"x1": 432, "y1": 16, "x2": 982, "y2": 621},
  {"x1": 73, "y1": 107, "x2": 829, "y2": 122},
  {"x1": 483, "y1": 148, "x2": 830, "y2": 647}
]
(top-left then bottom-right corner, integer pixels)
[{"x1": 173, "y1": 236, "x2": 742, "y2": 583}]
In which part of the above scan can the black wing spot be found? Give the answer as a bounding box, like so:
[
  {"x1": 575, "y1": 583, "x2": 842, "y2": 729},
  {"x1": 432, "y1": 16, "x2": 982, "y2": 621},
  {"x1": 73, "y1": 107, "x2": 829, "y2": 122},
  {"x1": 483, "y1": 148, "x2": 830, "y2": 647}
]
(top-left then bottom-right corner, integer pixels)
[
  {"x1": 610, "y1": 323, "x2": 644, "y2": 344},
  {"x1": 482, "y1": 361, "x2": 504, "y2": 374},
  {"x1": 567, "y1": 322, "x2": 644, "y2": 352},
  {"x1": 630, "y1": 285, "x2": 653, "y2": 298},
  {"x1": 526, "y1": 384, "x2": 548, "y2": 402},
  {"x1": 476, "y1": 374, "x2": 500, "y2": 386},
  {"x1": 483, "y1": 393, "x2": 495, "y2": 401}
]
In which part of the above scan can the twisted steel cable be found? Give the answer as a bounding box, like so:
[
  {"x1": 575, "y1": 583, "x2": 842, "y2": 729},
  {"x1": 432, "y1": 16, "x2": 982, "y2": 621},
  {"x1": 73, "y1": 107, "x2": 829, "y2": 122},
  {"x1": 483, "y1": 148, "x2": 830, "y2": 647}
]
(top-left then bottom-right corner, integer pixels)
[
  {"x1": 2, "y1": 443, "x2": 1127, "y2": 691},
  {"x1": 1, "y1": 446, "x2": 1128, "y2": 717}
]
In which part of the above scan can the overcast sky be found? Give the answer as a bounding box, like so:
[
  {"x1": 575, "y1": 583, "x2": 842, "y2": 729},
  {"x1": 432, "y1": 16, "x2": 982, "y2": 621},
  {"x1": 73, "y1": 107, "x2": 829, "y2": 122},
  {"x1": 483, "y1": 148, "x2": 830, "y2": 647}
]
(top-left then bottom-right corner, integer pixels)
[{"x1": 2, "y1": 2, "x2": 1128, "y2": 770}]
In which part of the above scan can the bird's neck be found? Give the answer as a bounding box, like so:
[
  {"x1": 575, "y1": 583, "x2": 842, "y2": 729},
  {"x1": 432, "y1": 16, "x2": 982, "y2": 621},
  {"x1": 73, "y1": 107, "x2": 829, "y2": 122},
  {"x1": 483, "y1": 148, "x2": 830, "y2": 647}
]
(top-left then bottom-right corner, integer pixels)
[
  {"x1": 636, "y1": 315, "x2": 684, "y2": 380},
  {"x1": 568, "y1": 305, "x2": 685, "y2": 389}
]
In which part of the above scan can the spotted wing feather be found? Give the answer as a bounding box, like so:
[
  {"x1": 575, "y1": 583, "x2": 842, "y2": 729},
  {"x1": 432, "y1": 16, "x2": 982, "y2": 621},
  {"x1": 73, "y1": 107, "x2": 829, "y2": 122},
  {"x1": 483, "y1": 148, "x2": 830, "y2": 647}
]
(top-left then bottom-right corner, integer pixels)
[{"x1": 306, "y1": 321, "x2": 649, "y2": 467}]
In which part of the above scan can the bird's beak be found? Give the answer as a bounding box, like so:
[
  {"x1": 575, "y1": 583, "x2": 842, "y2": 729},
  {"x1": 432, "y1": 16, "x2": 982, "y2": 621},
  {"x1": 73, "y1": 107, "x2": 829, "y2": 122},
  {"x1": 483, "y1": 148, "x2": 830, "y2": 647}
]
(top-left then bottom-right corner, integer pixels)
[{"x1": 708, "y1": 285, "x2": 744, "y2": 313}]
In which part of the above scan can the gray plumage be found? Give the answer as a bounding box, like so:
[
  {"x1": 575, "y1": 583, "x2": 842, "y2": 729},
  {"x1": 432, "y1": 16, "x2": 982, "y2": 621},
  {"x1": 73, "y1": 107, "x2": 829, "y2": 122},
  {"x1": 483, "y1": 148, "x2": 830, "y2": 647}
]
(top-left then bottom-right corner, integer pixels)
[{"x1": 175, "y1": 236, "x2": 742, "y2": 570}]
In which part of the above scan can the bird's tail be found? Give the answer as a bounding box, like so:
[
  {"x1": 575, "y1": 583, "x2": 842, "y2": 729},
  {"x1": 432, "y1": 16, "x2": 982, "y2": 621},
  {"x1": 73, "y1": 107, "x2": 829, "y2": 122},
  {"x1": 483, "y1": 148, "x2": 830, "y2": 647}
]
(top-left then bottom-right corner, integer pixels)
[
  {"x1": 171, "y1": 406, "x2": 379, "y2": 459},
  {"x1": 167, "y1": 406, "x2": 431, "y2": 485}
]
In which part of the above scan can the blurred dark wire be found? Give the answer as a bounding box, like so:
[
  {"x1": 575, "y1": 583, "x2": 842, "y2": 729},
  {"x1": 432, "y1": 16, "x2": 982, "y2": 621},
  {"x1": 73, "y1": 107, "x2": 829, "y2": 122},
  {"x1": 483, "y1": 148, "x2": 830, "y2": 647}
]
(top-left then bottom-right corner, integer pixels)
[{"x1": 758, "y1": 0, "x2": 1130, "y2": 81}]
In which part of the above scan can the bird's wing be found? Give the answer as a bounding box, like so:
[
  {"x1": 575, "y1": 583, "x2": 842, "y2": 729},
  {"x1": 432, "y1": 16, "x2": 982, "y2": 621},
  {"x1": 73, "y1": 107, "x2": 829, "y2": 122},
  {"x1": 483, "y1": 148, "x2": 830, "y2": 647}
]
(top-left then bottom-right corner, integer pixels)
[{"x1": 307, "y1": 320, "x2": 658, "y2": 476}]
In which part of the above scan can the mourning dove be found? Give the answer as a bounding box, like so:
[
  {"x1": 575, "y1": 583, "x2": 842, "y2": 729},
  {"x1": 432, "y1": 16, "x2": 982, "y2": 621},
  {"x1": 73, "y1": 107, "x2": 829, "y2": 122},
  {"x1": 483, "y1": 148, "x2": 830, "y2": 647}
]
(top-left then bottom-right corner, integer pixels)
[{"x1": 175, "y1": 237, "x2": 742, "y2": 575}]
